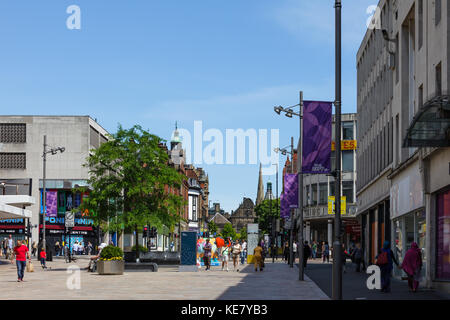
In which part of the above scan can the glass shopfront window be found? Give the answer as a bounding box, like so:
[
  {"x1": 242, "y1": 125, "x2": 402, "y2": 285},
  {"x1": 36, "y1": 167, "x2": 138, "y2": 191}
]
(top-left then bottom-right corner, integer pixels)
[{"x1": 392, "y1": 210, "x2": 427, "y2": 279}]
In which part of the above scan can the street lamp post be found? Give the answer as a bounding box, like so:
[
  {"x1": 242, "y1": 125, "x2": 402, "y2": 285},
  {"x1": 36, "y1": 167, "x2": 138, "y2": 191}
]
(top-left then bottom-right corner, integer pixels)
[
  {"x1": 273, "y1": 91, "x2": 305, "y2": 281},
  {"x1": 274, "y1": 140, "x2": 295, "y2": 268},
  {"x1": 332, "y1": 0, "x2": 343, "y2": 300},
  {"x1": 42, "y1": 135, "x2": 65, "y2": 253}
]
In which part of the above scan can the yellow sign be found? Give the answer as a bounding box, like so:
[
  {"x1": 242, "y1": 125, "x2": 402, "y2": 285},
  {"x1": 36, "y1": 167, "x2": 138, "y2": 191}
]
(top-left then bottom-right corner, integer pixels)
[
  {"x1": 331, "y1": 140, "x2": 357, "y2": 151},
  {"x1": 328, "y1": 196, "x2": 346, "y2": 215}
]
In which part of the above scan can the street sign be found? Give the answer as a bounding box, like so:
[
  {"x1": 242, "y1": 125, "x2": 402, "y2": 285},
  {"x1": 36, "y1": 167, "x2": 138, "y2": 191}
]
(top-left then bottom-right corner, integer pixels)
[
  {"x1": 328, "y1": 196, "x2": 346, "y2": 215},
  {"x1": 65, "y1": 211, "x2": 75, "y2": 228}
]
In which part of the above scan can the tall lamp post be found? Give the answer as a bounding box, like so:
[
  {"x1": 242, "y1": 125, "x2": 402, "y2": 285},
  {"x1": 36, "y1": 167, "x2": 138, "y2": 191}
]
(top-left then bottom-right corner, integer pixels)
[
  {"x1": 272, "y1": 163, "x2": 278, "y2": 263},
  {"x1": 42, "y1": 135, "x2": 65, "y2": 252},
  {"x1": 274, "y1": 139, "x2": 295, "y2": 268},
  {"x1": 274, "y1": 91, "x2": 305, "y2": 281},
  {"x1": 332, "y1": 0, "x2": 343, "y2": 300}
]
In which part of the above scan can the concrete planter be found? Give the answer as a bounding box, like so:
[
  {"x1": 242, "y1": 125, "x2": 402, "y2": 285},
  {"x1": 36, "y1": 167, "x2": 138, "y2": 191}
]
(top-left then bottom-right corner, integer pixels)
[{"x1": 97, "y1": 260, "x2": 125, "y2": 275}]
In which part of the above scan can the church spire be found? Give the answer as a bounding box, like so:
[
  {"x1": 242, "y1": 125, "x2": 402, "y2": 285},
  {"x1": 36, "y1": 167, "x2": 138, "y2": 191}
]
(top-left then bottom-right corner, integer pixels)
[{"x1": 256, "y1": 163, "x2": 264, "y2": 206}]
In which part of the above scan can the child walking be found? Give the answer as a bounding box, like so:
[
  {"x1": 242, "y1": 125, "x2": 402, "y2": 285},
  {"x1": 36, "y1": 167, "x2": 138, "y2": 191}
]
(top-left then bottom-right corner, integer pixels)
[{"x1": 40, "y1": 248, "x2": 47, "y2": 269}]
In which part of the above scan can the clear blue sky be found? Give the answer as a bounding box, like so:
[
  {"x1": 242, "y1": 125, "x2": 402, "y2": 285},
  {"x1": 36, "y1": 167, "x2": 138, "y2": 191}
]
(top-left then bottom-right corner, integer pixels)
[{"x1": 0, "y1": 0, "x2": 375, "y2": 213}]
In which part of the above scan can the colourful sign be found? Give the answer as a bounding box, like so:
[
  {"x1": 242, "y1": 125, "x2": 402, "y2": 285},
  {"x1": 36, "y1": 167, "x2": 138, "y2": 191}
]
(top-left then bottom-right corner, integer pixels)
[
  {"x1": 196, "y1": 237, "x2": 221, "y2": 267},
  {"x1": 331, "y1": 140, "x2": 357, "y2": 151},
  {"x1": 328, "y1": 196, "x2": 346, "y2": 215}
]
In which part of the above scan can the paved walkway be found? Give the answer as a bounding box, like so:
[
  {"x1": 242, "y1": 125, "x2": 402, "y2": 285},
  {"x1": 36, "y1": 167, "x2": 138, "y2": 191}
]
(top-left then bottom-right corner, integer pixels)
[
  {"x1": 0, "y1": 257, "x2": 328, "y2": 300},
  {"x1": 303, "y1": 259, "x2": 450, "y2": 300}
]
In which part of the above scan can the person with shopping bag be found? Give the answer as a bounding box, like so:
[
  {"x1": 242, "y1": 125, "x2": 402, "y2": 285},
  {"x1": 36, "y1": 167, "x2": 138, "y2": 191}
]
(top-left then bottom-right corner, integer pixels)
[{"x1": 13, "y1": 240, "x2": 30, "y2": 282}]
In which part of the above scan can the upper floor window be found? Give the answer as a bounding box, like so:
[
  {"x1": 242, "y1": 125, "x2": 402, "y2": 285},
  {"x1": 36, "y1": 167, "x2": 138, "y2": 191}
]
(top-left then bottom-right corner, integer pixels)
[
  {"x1": 343, "y1": 122, "x2": 354, "y2": 140},
  {"x1": 0, "y1": 153, "x2": 26, "y2": 169},
  {"x1": 0, "y1": 124, "x2": 26, "y2": 143}
]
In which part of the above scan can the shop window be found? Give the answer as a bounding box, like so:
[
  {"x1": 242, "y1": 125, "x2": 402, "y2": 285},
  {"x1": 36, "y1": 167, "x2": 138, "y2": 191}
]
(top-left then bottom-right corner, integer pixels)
[{"x1": 393, "y1": 219, "x2": 405, "y2": 277}]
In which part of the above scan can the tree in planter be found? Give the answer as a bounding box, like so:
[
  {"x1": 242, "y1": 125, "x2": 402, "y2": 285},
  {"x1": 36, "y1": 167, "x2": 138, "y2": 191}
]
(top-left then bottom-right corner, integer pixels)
[{"x1": 79, "y1": 125, "x2": 186, "y2": 260}]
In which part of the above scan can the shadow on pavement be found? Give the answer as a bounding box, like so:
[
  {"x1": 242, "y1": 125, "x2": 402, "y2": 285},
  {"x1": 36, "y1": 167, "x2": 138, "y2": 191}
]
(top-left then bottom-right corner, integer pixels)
[{"x1": 303, "y1": 260, "x2": 450, "y2": 300}]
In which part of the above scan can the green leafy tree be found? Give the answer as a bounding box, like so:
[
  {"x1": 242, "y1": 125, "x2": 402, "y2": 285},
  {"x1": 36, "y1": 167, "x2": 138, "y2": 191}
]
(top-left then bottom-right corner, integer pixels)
[
  {"x1": 239, "y1": 226, "x2": 247, "y2": 241},
  {"x1": 208, "y1": 221, "x2": 218, "y2": 235},
  {"x1": 254, "y1": 199, "x2": 280, "y2": 235},
  {"x1": 79, "y1": 125, "x2": 185, "y2": 257},
  {"x1": 221, "y1": 223, "x2": 237, "y2": 240}
]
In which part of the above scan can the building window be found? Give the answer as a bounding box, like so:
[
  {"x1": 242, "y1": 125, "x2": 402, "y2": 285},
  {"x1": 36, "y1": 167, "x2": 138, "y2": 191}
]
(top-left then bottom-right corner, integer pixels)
[
  {"x1": 343, "y1": 122, "x2": 354, "y2": 140},
  {"x1": 329, "y1": 181, "x2": 335, "y2": 198},
  {"x1": 436, "y1": 0, "x2": 442, "y2": 26},
  {"x1": 311, "y1": 184, "x2": 317, "y2": 206},
  {"x1": 192, "y1": 196, "x2": 197, "y2": 221},
  {"x1": 342, "y1": 150, "x2": 354, "y2": 172},
  {"x1": 0, "y1": 123, "x2": 26, "y2": 143},
  {"x1": 342, "y1": 181, "x2": 354, "y2": 203},
  {"x1": 0, "y1": 153, "x2": 26, "y2": 169},
  {"x1": 436, "y1": 62, "x2": 442, "y2": 96},
  {"x1": 418, "y1": 0, "x2": 423, "y2": 49},
  {"x1": 319, "y1": 183, "x2": 327, "y2": 205}
]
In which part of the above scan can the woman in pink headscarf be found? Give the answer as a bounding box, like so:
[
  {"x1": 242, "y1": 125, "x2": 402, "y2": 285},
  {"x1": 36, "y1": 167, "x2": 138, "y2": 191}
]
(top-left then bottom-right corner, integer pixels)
[{"x1": 401, "y1": 242, "x2": 422, "y2": 292}]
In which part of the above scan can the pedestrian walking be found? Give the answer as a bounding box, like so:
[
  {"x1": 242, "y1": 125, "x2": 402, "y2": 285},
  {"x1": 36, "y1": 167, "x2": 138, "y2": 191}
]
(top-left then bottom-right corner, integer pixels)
[
  {"x1": 203, "y1": 238, "x2": 212, "y2": 271},
  {"x1": 54, "y1": 241, "x2": 61, "y2": 257},
  {"x1": 312, "y1": 241, "x2": 318, "y2": 259},
  {"x1": 292, "y1": 241, "x2": 297, "y2": 263},
  {"x1": 87, "y1": 242, "x2": 93, "y2": 255},
  {"x1": 31, "y1": 241, "x2": 37, "y2": 257},
  {"x1": 303, "y1": 241, "x2": 311, "y2": 269},
  {"x1": 376, "y1": 240, "x2": 399, "y2": 293},
  {"x1": 283, "y1": 241, "x2": 289, "y2": 263},
  {"x1": 13, "y1": 240, "x2": 30, "y2": 282},
  {"x1": 240, "y1": 240, "x2": 247, "y2": 265},
  {"x1": 322, "y1": 242, "x2": 330, "y2": 263},
  {"x1": 2, "y1": 238, "x2": 7, "y2": 257},
  {"x1": 342, "y1": 244, "x2": 349, "y2": 273},
  {"x1": 253, "y1": 242, "x2": 263, "y2": 272},
  {"x1": 40, "y1": 247, "x2": 48, "y2": 269},
  {"x1": 220, "y1": 244, "x2": 230, "y2": 271},
  {"x1": 351, "y1": 243, "x2": 365, "y2": 272},
  {"x1": 231, "y1": 240, "x2": 242, "y2": 272},
  {"x1": 400, "y1": 242, "x2": 422, "y2": 293}
]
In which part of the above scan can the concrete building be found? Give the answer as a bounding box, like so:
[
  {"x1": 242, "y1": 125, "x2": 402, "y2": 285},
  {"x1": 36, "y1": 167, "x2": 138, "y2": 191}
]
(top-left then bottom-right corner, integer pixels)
[
  {"x1": 301, "y1": 114, "x2": 359, "y2": 250},
  {"x1": 0, "y1": 116, "x2": 109, "y2": 254},
  {"x1": 357, "y1": 0, "x2": 450, "y2": 292}
]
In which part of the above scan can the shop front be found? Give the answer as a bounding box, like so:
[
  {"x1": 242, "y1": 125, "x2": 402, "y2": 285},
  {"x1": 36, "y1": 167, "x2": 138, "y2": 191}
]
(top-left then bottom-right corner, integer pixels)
[
  {"x1": 390, "y1": 161, "x2": 426, "y2": 281},
  {"x1": 0, "y1": 218, "x2": 27, "y2": 242},
  {"x1": 436, "y1": 187, "x2": 450, "y2": 281}
]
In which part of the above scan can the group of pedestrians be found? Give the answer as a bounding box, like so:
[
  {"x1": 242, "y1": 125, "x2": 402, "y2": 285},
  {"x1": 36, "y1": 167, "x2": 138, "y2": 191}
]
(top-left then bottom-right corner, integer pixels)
[{"x1": 203, "y1": 238, "x2": 247, "y2": 272}]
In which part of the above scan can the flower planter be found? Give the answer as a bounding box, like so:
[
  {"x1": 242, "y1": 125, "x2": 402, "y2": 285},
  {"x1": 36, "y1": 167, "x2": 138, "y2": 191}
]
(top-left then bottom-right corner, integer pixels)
[{"x1": 97, "y1": 260, "x2": 125, "y2": 275}]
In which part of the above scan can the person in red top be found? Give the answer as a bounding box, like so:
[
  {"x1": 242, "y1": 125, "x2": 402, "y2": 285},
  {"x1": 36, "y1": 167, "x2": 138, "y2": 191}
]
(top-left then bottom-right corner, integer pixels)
[
  {"x1": 40, "y1": 248, "x2": 47, "y2": 269},
  {"x1": 13, "y1": 240, "x2": 30, "y2": 282}
]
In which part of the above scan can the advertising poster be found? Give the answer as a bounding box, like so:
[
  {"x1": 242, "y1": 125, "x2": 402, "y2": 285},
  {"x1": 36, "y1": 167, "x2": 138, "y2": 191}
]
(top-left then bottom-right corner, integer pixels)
[
  {"x1": 46, "y1": 190, "x2": 58, "y2": 217},
  {"x1": 196, "y1": 237, "x2": 220, "y2": 267}
]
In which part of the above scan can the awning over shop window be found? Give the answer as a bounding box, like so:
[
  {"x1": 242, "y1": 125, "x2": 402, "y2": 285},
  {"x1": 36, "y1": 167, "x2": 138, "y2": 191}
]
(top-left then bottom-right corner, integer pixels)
[{"x1": 404, "y1": 95, "x2": 450, "y2": 147}]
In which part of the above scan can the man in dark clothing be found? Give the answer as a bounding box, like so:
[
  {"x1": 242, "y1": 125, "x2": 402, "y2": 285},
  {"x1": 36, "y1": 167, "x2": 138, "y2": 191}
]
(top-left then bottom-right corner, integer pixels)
[
  {"x1": 303, "y1": 241, "x2": 311, "y2": 269},
  {"x1": 352, "y1": 243, "x2": 365, "y2": 272}
]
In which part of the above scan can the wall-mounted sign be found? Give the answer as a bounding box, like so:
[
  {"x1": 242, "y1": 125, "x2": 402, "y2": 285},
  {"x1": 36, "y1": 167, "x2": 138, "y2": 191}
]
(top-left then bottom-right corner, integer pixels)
[{"x1": 331, "y1": 140, "x2": 357, "y2": 151}]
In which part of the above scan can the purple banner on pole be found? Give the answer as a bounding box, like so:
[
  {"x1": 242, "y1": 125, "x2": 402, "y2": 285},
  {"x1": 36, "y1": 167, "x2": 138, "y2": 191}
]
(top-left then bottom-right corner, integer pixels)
[
  {"x1": 46, "y1": 191, "x2": 58, "y2": 217},
  {"x1": 284, "y1": 174, "x2": 298, "y2": 209},
  {"x1": 280, "y1": 192, "x2": 290, "y2": 219},
  {"x1": 302, "y1": 101, "x2": 332, "y2": 174}
]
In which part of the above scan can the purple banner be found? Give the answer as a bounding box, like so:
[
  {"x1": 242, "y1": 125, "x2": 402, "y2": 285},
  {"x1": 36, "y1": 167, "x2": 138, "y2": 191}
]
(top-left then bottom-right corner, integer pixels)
[
  {"x1": 46, "y1": 191, "x2": 58, "y2": 217},
  {"x1": 280, "y1": 192, "x2": 290, "y2": 219},
  {"x1": 284, "y1": 174, "x2": 298, "y2": 209},
  {"x1": 302, "y1": 101, "x2": 332, "y2": 174}
]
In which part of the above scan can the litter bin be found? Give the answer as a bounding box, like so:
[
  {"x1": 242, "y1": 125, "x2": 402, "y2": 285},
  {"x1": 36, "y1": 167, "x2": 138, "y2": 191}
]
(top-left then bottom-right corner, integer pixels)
[{"x1": 46, "y1": 245, "x2": 53, "y2": 262}]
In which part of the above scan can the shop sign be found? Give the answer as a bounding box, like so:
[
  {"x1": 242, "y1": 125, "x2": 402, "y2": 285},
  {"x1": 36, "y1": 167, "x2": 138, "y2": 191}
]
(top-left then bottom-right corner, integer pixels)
[
  {"x1": 332, "y1": 140, "x2": 357, "y2": 151},
  {"x1": 328, "y1": 196, "x2": 346, "y2": 215},
  {"x1": 390, "y1": 162, "x2": 423, "y2": 219}
]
